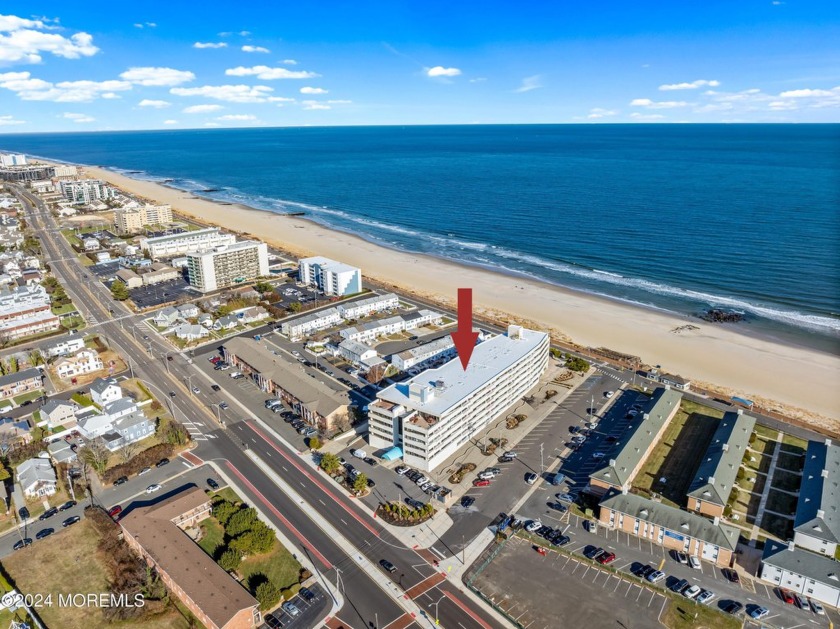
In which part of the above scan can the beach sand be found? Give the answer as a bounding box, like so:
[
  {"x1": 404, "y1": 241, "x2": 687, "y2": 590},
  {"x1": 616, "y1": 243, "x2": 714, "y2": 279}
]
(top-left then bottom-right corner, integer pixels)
[{"x1": 81, "y1": 165, "x2": 840, "y2": 424}]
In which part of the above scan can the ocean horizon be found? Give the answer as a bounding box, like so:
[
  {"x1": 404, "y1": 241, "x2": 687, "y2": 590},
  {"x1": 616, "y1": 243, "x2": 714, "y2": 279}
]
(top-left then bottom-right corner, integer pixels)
[{"x1": 2, "y1": 124, "x2": 838, "y2": 353}]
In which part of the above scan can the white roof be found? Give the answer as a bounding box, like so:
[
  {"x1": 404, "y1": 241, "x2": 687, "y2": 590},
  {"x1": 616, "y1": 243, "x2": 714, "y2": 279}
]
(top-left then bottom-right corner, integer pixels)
[{"x1": 377, "y1": 328, "x2": 547, "y2": 416}]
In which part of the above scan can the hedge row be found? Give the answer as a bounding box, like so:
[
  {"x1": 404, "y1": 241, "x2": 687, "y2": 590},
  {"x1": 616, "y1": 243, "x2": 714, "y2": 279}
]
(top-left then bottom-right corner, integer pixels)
[{"x1": 102, "y1": 444, "x2": 175, "y2": 485}]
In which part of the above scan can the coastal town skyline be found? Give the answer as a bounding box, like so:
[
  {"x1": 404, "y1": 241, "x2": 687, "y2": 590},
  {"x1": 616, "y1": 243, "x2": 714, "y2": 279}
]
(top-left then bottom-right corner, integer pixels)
[{"x1": 1, "y1": 1, "x2": 839, "y2": 131}]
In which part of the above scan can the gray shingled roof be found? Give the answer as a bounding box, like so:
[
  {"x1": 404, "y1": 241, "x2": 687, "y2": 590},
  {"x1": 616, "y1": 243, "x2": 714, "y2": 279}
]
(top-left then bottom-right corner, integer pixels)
[
  {"x1": 600, "y1": 492, "x2": 740, "y2": 550},
  {"x1": 224, "y1": 336, "x2": 348, "y2": 417},
  {"x1": 589, "y1": 387, "x2": 683, "y2": 488},
  {"x1": 794, "y1": 440, "x2": 840, "y2": 544},
  {"x1": 0, "y1": 367, "x2": 41, "y2": 388},
  {"x1": 763, "y1": 540, "x2": 840, "y2": 588},
  {"x1": 687, "y1": 411, "x2": 756, "y2": 507},
  {"x1": 89, "y1": 377, "x2": 118, "y2": 397}
]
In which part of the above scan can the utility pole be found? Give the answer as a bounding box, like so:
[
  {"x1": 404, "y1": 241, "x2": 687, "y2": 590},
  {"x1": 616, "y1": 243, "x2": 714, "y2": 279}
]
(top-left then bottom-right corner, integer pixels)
[
  {"x1": 67, "y1": 472, "x2": 76, "y2": 502},
  {"x1": 540, "y1": 442, "x2": 544, "y2": 474}
]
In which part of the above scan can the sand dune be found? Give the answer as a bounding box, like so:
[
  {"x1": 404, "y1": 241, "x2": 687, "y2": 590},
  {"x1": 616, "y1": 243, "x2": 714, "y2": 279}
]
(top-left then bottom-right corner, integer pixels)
[{"x1": 82, "y1": 165, "x2": 840, "y2": 423}]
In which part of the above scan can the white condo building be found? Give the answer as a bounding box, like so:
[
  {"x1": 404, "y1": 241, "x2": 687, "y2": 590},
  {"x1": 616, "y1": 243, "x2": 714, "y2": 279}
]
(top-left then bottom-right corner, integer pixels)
[
  {"x1": 337, "y1": 293, "x2": 399, "y2": 320},
  {"x1": 369, "y1": 325, "x2": 549, "y2": 472},
  {"x1": 186, "y1": 240, "x2": 269, "y2": 293},
  {"x1": 59, "y1": 179, "x2": 114, "y2": 205},
  {"x1": 115, "y1": 204, "x2": 173, "y2": 233},
  {"x1": 392, "y1": 336, "x2": 457, "y2": 372},
  {"x1": 140, "y1": 227, "x2": 236, "y2": 259},
  {"x1": 280, "y1": 307, "x2": 343, "y2": 340},
  {"x1": 0, "y1": 154, "x2": 26, "y2": 167},
  {"x1": 299, "y1": 256, "x2": 362, "y2": 296}
]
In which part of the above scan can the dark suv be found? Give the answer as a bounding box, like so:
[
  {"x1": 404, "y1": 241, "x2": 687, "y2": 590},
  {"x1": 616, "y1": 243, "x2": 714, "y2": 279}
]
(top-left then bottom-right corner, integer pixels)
[{"x1": 379, "y1": 559, "x2": 397, "y2": 573}]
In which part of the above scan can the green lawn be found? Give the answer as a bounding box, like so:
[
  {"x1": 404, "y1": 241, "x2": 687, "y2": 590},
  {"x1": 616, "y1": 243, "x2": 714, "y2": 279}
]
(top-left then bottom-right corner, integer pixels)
[
  {"x1": 781, "y1": 434, "x2": 808, "y2": 450},
  {"x1": 766, "y1": 489, "x2": 798, "y2": 516},
  {"x1": 13, "y1": 390, "x2": 44, "y2": 406},
  {"x1": 51, "y1": 302, "x2": 79, "y2": 316},
  {"x1": 633, "y1": 400, "x2": 723, "y2": 506},
  {"x1": 753, "y1": 424, "x2": 780, "y2": 441},
  {"x1": 197, "y1": 517, "x2": 226, "y2": 557},
  {"x1": 745, "y1": 439, "x2": 776, "y2": 473},
  {"x1": 662, "y1": 598, "x2": 742, "y2": 629}
]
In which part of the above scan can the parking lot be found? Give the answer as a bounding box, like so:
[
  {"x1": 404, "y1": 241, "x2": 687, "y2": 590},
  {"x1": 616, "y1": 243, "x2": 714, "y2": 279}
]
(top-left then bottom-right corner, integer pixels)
[
  {"x1": 129, "y1": 277, "x2": 194, "y2": 309},
  {"x1": 468, "y1": 534, "x2": 668, "y2": 629},
  {"x1": 270, "y1": 284, "x2": 324, "y2": 310},
  {"x1": 260, "y1": 583, "x2": 330, "y2": 629}
]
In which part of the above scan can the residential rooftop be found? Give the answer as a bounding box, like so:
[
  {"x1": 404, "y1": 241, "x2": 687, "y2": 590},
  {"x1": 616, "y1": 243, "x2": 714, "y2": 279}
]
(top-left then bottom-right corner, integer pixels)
[
  {"x1": 142, "y1": 226, "x2": 223, "y2": 244},
  {"x1": 376, "y1": 327, "x2": 548, "y2": 418},
  {"x1": 763, "y1": 540, "x2": 840, "y2": 589},
  {"x1": 795, "y1": 440, "x2": 840, "y2": 544}
]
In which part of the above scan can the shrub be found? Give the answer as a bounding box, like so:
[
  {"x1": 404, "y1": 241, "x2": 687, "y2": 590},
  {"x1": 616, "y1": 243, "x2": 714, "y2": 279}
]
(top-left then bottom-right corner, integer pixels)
[
  {"x1": 230, "y1": 521, "x2": 275, "y2": 555},
  {"x1": 102, "y1": 444, "x2": 176, "y2": 484},
  {"x1": 319, "y1": 452, "x2": 340, "y2": 474},
  {"x1": 566, "y1": 357, "x2": 590, "y2": 372},
  {"x1": 219, "y1": 548, "x2": 243, "y2": 571},
  {"x1": 308, "y1": 436, "x2": 322, "y2": 450},
  {"x1": 280, "y1": 583, "x2": 301, "y2": 601},
  {"x1": 226, "y1": 507, "x2": 259, "y2": 537},
  {"x1": 255, "y1": 581, "x2": 281, "y2": 610},
  {"x1": 353, "y1": 473, "x2": 368, "y2": 493},
  {"x1": 212, "y1": 500, "x2": 240, "y2": 526}
]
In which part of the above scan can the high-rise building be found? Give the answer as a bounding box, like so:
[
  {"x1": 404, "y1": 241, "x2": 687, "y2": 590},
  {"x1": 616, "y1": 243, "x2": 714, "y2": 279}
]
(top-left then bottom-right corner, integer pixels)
[
  {"x1": 187, "y1": 241, "x2": 269, "y2": 293},
  {"x1": 114, "y1": 204, "x2": 173, "y2": 233},
  {"x1": 369, "y1": 325, "x2": 549, "y2": 471},
  {"x1": 299, "y1": 256, "x2": 362, "y2": 296},
  {"x1": 139, "y1": 227, "x2": 236, "y2": 259},
  {"x1": 0, "y1": 154, "x2": 26, "y2": 167},
  {"x1": 59, "y1": 179, "x2": 114, "y2": 204}
]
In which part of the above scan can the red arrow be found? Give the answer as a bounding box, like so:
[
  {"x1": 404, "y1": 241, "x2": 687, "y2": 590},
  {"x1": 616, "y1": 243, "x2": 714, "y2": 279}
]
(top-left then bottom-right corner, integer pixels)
[{"x1": 451, "y1": 288, "x2": 479, "y2": 370}]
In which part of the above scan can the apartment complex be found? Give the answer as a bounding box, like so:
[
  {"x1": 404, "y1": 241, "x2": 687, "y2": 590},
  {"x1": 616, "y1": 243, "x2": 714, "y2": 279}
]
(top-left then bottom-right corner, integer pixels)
[
  {"x1": 0, "y1": 368, "x2": 43, "y2": 400},
  {"x1": 0, "y1": 165, "x2": 54, "y2": 182},
  {"x1": 793, "y1": 439, "x2": 840, "y2": 556},
  {"x1": 392, "y1": 336, "x2": 457, "y2": 372},
  {"x1": 598, "y1": 492, "x2": 739, "y2": 567},
  {"x1": 0, "y1": 154, "x2": 26, "y2": 167},
  {"x1": 60, "y1": 179, "x2": 114, "y2": 205},
  {"x1": 52, "y1": 164, "x2": 78, "y2": 179},
  {"x1": 120, "y1": 487, "x2": 261, "y2": 629},
  {"x1": 339, "y1": 309, "x2": 443, "y2": 344},
  {"x1": 223, "y1": 336, "x2": 350, "y2": 432},
  {"x1": 186, "y1": 241, "x2": 269, "y2": 293},
  {"x1": 140, "y1": 227, "x2": 236, "y2": 259},
  {"x1": 686, "y1": 410, "x2": 756, "y2": 517},
  {"x1": 369, "y1": 326, "x2": 549, "y2": 472},
  {"x1": 299, "y1": 256, "x2": 362, "y2": 296},
  {"x1": 0, "y1": 284, "x2": 60, "y2": 340},
  {"x1": 280, "y1": 307, "x2": 343, "y2": 340},
  {"x1": 114, "y1": 204, "x2": 173, "y2": 233},
  {"x1": 588, "y1": 387, "x2": 683, "y2": 495},
  {"x1": 337, "y1": 293, "x2": 399, "y2": 319},
  {"x1": 761, "y1": 540, "x2": 840, "y2": 609}
]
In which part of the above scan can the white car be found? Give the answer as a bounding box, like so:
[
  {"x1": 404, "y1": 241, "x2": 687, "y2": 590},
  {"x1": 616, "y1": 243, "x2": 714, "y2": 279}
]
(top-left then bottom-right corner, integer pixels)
[
  {"x1": 682, "y1": 585, "x2": 701, "y2": 599},
  {"x1": 810, "y1": 599, "x2": 825, "y2": 615},
  {"x1": 592, "y1": 452, "x2": 606, "y2": 460},
  {"x1": 688, "y1": 555, "x2": 701, "y2": 569},
  {"x1": 229, "y1": 371, "x2": 243, "y2": 378},
  {"x1": 604, "y1": 391, "x2": 614, "y2": 398},
  {"x1": 350, "y1": 449, "x2": 367, "y2": 459},
  {"x1": 395, "y1": 466, "x2": 409, "y2": 476},
  {"x1": 524, "y1": 520, "x2": 542, "y2": 533},
  {"x1": 192, "y1": 386, "x2": 200, "y2": 394},
  {"x1": 145, "y1": 484, "x2": 162, "y2": 494},
  {"x1": 556, "y1": 493, "x2": 575, "y2": 503},
  {"x1": 646, "y1": 570, "x2": 665, "y2": 584},
  {"x1": 415, "y1": 476, "x2": 429, "y2": 486}
]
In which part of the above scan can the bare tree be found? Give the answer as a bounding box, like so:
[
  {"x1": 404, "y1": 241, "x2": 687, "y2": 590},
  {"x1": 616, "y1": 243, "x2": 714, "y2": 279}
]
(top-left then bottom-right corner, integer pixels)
[
  {"x1": 80, "y1": 438, "x2": 110, "y2": 476},
  {"x1": 118, "y1": 441, "x2": 139, "y2": 463}
]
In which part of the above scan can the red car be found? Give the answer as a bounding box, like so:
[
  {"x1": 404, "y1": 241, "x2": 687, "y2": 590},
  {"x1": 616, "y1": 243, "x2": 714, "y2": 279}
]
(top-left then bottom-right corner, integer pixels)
[
  {"x1": 473, "y1": 479, "x2": 491, "y2": 487},
  {"x1": 597, "y1": 552, "x2": 616, "y2": 565},
  {"x1": 209, "y1": 356, "x2": 221, "y2": 364},
  {"x1": 108, "y1": 505, "x2": 122, "y2": 519},
  {"x1": 780, "y1": 589, "x2": 795, "y2": 605}
]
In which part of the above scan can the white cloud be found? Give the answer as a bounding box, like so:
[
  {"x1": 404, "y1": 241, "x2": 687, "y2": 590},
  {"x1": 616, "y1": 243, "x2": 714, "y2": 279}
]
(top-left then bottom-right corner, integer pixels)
[
  {"x1": 300, "y1": 86, "x2": 327, "y2": 95},
  {"x1": 630, "y1": 98, "x2": 689, "y2": 109},
  {"x1": 268, "y1": 96, "x2": 295, "y2": 103},
  {"x1": 163, "y1": 119, "x2": 177, "y2": 124},
  {"x1": 120, "y1": 67, "x2": 195, "y2": 86},
  {"x1": 587, "y1": 108, "x2": 618, "y2": 119},
  {"x1": 101, "y1": 92, "x2": 121, "y2": 99},
  {"x1": 0, "y1": 115, "x2": 25, "y2": 125},
  {"x1": 629, "y1": 113, "x2": 665, "y2": 121},
  {"x1": 326, "y1": 99, "x2": 351, "y2": 104},
  {"x1": 139, "y1": 99, "x2": 171, "y2": 108},
  {"x1": 242, "y1": 45, "x2": 270, "y2": 53},
  {"x1": 216, "y1": 114, "x2": 256, "y2": 121},
  {"x1": 193, "y1": 41, "x2": 227, "y2": 49},
  {"x1": 0, "y1": 13, "x2": 98, "y2": 64},
  {"x1": 225, "y1": 65, "x2": 319, "y2": 80},
  {"x1": 172, "y1": 84, "x2": 275, "y2": 103},
  {"x1": 659, "y1": 79, "x2": 720, "y2": 91},
  {"x1": 134, "y1": 22, "x2": 156, "y2": 28},
  {"x1": 62, "y1": 112, "x2": 95, "y2": 123},
  {"x1": 302, "y1": 100, "x2": 330, "y2": 110},
  {"x1": 426, "y1": 66, "x2": 461, "y2": 78},
  {"x1": 282, "y1": 59, "x2": 298, "y2": 65},
  {"x1": 182, "y1": 104, "x2": 224, "y2": 113},
  {"x1": 779, "y1": 88, "x2": 834, "y2": 98},
  {"x1": 514, "y1": 75, "x2": 543, "y2": 93},
  {"x1": 469, "y1": 77, "x2": 487, "y2": 83},
  {"x1": 768, "y1": 100, "x2": 798, "y2": 111},
  {"x1": 0, "y1": 72, "x2": 132, "y2": 102}
]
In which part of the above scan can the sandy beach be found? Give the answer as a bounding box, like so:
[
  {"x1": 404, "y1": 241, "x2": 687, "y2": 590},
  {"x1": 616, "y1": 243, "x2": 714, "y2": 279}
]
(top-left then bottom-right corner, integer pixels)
[{"x1": 78, "y1": 164, "x2": 840, "y2": 424}]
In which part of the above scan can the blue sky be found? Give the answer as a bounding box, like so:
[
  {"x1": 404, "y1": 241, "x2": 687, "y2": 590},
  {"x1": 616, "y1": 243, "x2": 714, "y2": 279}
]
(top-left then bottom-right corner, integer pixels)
[{"x1": 0, "y1": 1, "x2": 838, "y2": 131}]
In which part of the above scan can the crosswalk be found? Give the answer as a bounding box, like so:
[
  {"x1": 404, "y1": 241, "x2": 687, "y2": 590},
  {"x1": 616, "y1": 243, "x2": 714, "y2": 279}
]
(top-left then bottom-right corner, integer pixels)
[{"x1": 181, "y1": 419, "x2": 209, "y2": 441}]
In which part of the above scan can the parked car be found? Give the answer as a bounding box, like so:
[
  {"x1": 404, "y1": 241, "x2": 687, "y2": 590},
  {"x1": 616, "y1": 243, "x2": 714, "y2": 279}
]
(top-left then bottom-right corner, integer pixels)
[
  {"x1": 138, "y1": 466, "x2": 152, "y2": 476},
  {"x1": 723, "y1": 568, "x2": 740, "y2": 583},
  {"x1": 779, "y1": 588, "x2": 795, "y2": 605},
  {"x1": 35, "y1": 528, "x2": 54, "y2": 540},
  {"x1": 145, "y1": 484, "x2": 162, "y2": 494},
  {"x1": 350, "y1": 449, "x2": 367, "y2": 459},
  {"x1": 646, "y1": 571, "x2": 665, "y2": 584},
  {"x1": 502, "y1": 451, "x2": 518, "y2": 459},
  {"x1": 674, "y1": 551, "x2": 688, "y2": 564},
  {"x1": 723, "y1": 601, "x2": 743, "y2": 615},
  {"x1": 696, "y1": 589, "x2": 715, "y2": 604},
  {"x1": 672, "y1": 579, "x2": 690, "y2": 594},
  {"x1": 524, "y1": 520, "x2": 542, "y2": 533},
  {"x1": 525, "y1": 472, "x2": 538, "y2": 485},
  {"x1": 207, "y1": 478, "x2": 219, "y2": 490},
  {"x1": 379, "y1": 559, "x2": 397, "y2": 573},
  {"x1": 299, "y1": 587, "x2": 315, "y2": 602},
  {"x1": 473, "y1": 479, "x2": 491, "y2": 487},
  {"x1": 39, "y1": 507, "x2": 58, "y2": 521},
  {"x1": 551, "y1": 472, "x2": 566, "y2": 486},
  {"x1": 556, "y1": 493, "x2": 575, "y2": 503},
  {"x1": 281, "y1": 601, "x2": 300, "y2": 617},
  {"x1": 364, "y1": 457, "x2": 377, "y2": 466},
  {"x1": 477, "y1": 471, "x2": 495, "y2": 480},
  {"x1": 395, "y1": 465, "x2": 409, "y2": 475},
  {"x1": 108, "y1": 505, "x2": 122, "y2": 518},
  {"x1": 597, "y1": 552, "x2": 616, "y2": 565},
  {"x1": 156, "y1": 458, "x2": 170, "y2": 468},
  {"x1": 585, "y1": 547, "x2": 605, "y2": 561},
  {"x1": 688, "y1": 555, "x2": 701, "y2": 569},
  {"x1": 62, "y1": 516, "x2": 81, "y2": 527},
  {"x1": 59, "y1": 500, "x2": 76, "y2": 511},
  {"x1": 810, "y1": 599, "x2": 825, "y2": 615},
  {"x1": 683, "y1": 585, "x2": 701, "y2": 599},
  {"x1": 548, "y1": 502, "x2": 566, "y2": 512},
  {"x1": 461, "y1": 496, "x2": 475, "y2": 508},
  {"x1": 749, "y1": 606, "x2": 769, "y2": 620},
  {"x1": 114, "y1": 476, "x2": 128, "y2": 486},
  {"x1": 13, "y1": 538, "x2": 32, "y2": 550}
]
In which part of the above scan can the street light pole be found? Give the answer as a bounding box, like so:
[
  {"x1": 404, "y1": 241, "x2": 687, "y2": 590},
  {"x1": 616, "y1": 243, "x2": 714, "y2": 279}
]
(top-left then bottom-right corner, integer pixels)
[
  {"x1": 540, "y1": 442, "x2": 544, "y2": 474},
  {"x1": 433, "y1": 593, "x2": 447, "y2": 626}
]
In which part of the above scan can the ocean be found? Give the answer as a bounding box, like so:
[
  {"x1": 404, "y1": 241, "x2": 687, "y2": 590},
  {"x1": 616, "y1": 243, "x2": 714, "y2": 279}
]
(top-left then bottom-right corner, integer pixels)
[{"x1": 2, "y1": 124, "x2": 838, "y2": 352}]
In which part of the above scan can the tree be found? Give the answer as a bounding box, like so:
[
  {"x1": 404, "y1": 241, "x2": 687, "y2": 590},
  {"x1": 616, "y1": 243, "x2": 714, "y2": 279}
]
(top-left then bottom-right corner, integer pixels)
[
  {"x1": 254, "y1": 281, "x2": 274, "y2": 294},
  {"x1": 160, "y1": 420, "x2": 190, "y2": 446},
  {"x1": 230, "y1": 521, "x2": 275, "y2": 555},
  {"x1": 218, "y1": 548, "x2": 243, "y2": 571},
  {"x1": 30, "y1": 425, "x2": 47, "y2": 442},
  {"x1": 566, "y1": 357, "x2": 590, "y2": 372},
  {"x1": 226, "y1": 507, "x2": 258, "y2": 537},
  {"x1": 319, "y1": 452, "x2": 340, "y2": 474},
  {"x1": 212, "y1": 500, "x2": 240, "y2": 526},
  {"x1": 0, "y1": 460, "x2": 10, "y2": 481},
  {"x1": 287, "y1": 301, "x2": 302, "y2": 313},
  {"x1": 254, "y1": 580, "x2": 281, "y2": 611},
  {"x1": 110, "y1": 281, "x2": 129, "y2": 301},
  {"x1": 80, "y1": 439, "x2": 110, "y2": 476},
  {"x1": 7, "y1": 357, "x2": 17, "y2": 374},
  {"x1": 28, "y1": 350, "x2": 44, "y2": 367},
  {"x1": 119, "y1": 441, "x2": 139, "y2": 463},
  {"x1": 307, "y1": 436, "x2": 322, "y2": 450},
  {"x1": 353, "y1": 473, "x2": 368, "y2": 493}
]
